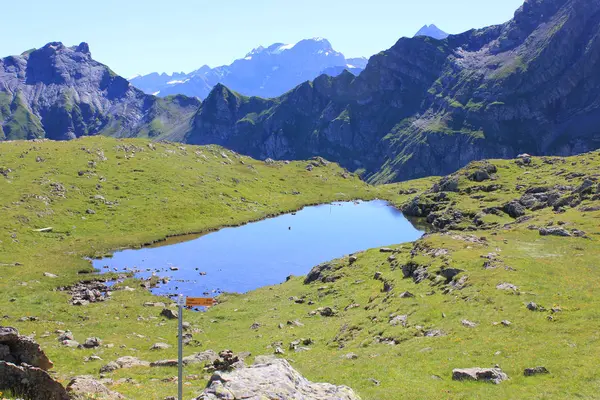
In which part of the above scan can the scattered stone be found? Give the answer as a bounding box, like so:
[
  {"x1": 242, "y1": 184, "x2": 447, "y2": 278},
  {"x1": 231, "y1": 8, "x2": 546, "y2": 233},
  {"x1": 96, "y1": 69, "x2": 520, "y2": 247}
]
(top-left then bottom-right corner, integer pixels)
[
  {"x1": 57, "y1": 331, "x2": 74, "y2": 342},
  {"x1": 160, "y1": 308, "x2": 178, "y2": 320},
  {"x1": 99, "y1": 362, "x2": 120, "y2": 373},
  {"x1": 150, "y1": 343, "x2": 171, "y2": 351},
  {"x1": 207, "y1": 350, "x2": 244, "y2": 372},
  {"x1": 82, "y1": 337, "x2": 102, "y2": 349},
  {"x1": 250, "y1": 322, "x2": 261, "y2": 330},
  {"x1": 526, "y1": 302, "x2": 540, "y2": 311},
  {"x1": 452, "y1": 367, "x2": 509, "y2": 384},
  {"x1": 316, "y1": 307, "x2": 337, "y2": 317},
  {"x1": 61, "y1": 340, "x2": 80, "y2": 348},
  {"x1": 398, "y1": 291, "x2": 415, "y2": 298},
  {"x1": 503, "y1": 201, "x2": 526, "y2": 218},
  {"x1": 539, "y1": 227, "x2": 571, "y2": 237},
  {"x1": 450, "y1": 275, "x2": 469, "y2": 290},
  {"x1": 389, "y1": 315, "x2": 408, "y2": 327},
  {"x1": 349, "y1": 255, "x2": 358, "y2": 264},
  {"x1": 524, "y1": 366, "x2": 550, "y2": 376},
  {"x1": 345, "y1": 353, "x2": 358, "y2": 360},
  {"x1": 461, "y1": 320, "x2": 478, "y2": 328},
  {"x1": 43, "y1": 272, "x2": 58, "y2": 278},
  {"x1": 62, "y1": 280, "x2": 110, "y2": 306},
  {"x1": 496, "y1": 283, "x2": 519, "y2": 291},
  {"x1": 303, "y1": 263, "x2": 343, "y2": 284},
  {"x1": 424, "y1": 329, "x2": 446, "y2": 337},
  {"x1": 67, "y1": 376, "x2": 125, "y2": 399},
  {"x1": 144, "y1": 302, "x2": 166, "y2": 307}
]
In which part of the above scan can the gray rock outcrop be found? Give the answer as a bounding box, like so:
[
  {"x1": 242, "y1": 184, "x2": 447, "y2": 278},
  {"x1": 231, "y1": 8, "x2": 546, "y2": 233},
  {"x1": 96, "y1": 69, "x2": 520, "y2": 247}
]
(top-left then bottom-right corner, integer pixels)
[
  {"x1": 0, "y1": 326, "x2": 68, "y2": 400},
  {"x1": 452, "y1": 367, "x2": 509, "y2": 384},
  {"x1": 66, "y1": 376, "x2": 125, "y2": 399},
  {"x1": 196, "y1": 356, "x2": 361, "y2": 399}
]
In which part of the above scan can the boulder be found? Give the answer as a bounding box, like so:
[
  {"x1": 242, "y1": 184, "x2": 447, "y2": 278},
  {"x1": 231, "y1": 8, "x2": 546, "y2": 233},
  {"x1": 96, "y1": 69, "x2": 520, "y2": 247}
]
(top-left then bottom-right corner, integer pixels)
[
  {"x1": 99, "y1": 361, "x2": 120, "y2": 373},
  {"x1": 0, "y1": 326, "x2": 53, "y2": 370},
  {"x1": 461, "y1": 320, "x2": 478, "y2": 328},
  {"x1": 496, "y1": 283, "x2": 519, "y2": 291},
  {"x1": 0, "y1": 361, "x2": 69, "y2": 400},
  {"x1": 150, "y1": 343, "x2": 171, "y2": 351},
  {"x1": 452, "y1": 367, "x2": 508, "y2": 384},
  {"x1": 389, "y1": 315, "x2": 408, "y2": 327},
  {"x1": 82, "y1": 337, "x2": 102, "y2": 349},
  {"x1": 160, "y1": 308, "x2": 179, "y2": 319},
  {"x1": 304, "y1": 263, "x2": 342, "y2": 284},
  {"x1": 470, "y1": 169, "x2": 491, "y2": 182},
  {"x1": 539, "y1": 227, "x2": 571, "y2": 237},
  {"x1": 503, "y1": 201, "x2": 526, "y2": 218},
  {"x1": 0, "y1": 327, "x2": 66, "y2": 399},
  {"x1": 196, "y1": 357, "x2": 360, "y2": 400},
  {"x1": 524, "y1": 366, "x2": 550, "y2": 376},
  {"x1": 151, "y1": 350, "x2": 218, "y2": 367},
  {"x1": 115, "y1": 356, "x2": 149, "y2": 369},
  {"x1": 66, "y1": 376, "x2": 125, "y2": 399}
]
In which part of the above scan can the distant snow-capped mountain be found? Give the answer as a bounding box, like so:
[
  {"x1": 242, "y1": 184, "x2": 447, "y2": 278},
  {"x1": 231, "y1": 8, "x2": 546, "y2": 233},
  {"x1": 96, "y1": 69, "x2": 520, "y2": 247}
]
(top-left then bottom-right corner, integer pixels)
[
  {"x1": 130, "y1": 38, "x2": 365, "y2": 99},
  {"x1": 414, "y1": 24, "x2": 449, "y2": 40}
]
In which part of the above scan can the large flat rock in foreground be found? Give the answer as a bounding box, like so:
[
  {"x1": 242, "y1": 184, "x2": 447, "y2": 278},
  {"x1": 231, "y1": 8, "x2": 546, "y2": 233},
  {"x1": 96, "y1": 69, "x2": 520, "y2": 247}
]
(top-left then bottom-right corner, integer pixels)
[{"x1": 196, "y1": 356, "x2": 361, "y2": 400}]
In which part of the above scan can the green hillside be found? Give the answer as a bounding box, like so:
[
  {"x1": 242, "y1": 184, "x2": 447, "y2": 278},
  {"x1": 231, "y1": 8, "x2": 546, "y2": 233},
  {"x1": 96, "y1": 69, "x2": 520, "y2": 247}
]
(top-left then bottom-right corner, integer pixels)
[{"x1": 0, "y1": 137, "x2": 599, "y2": 399}]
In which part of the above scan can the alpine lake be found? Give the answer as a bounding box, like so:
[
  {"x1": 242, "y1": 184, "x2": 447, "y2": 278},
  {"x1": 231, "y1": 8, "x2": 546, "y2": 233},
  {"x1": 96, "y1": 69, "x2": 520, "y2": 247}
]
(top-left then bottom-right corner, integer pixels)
[{"x1": 94, "y1": 200, "x2": 424, "y2": 301}]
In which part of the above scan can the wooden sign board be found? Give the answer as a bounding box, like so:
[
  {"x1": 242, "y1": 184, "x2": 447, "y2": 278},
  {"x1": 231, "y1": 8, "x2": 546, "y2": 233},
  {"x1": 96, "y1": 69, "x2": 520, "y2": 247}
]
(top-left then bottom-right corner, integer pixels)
[{"x1": 186, "y1": 297, "x2": 215, "y2": 307}]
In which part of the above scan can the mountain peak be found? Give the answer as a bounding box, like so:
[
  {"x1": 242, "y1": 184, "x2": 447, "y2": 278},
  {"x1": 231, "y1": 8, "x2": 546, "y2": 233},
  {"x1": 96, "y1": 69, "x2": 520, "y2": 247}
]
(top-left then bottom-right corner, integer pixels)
[
  {"x1": 75, "y1": 42, "x2": 91, "y2": 56},
  {"x1": 414, "y1": 24, "x2": 449, "y2": 40}
]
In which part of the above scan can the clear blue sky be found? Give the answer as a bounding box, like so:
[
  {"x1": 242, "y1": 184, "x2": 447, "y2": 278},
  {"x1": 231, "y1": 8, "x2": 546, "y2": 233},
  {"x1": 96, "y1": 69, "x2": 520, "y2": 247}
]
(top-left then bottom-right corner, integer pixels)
[{"x1": 1, "y1": 0, "x2": 524, "y2": 77}]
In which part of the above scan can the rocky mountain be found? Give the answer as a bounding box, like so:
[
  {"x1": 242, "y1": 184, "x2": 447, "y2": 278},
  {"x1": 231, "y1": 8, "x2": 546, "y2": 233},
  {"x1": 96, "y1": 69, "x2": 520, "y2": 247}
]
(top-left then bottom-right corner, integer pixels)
[
  {"x1": 414, "y1": 24, "x2": 449, "y2": 39},
  {"x1": 0, "y1": 42, "x2": 199, "y2": 141},
  {"x1": 183, "y1": 0, "x2": 600, "y2": 182},
  {"x1": 2, "y1": 0, "x2": 599, "y2": 183},
  {"x1": 130, "y1": 39, "x2": 365, "y2": 99}
]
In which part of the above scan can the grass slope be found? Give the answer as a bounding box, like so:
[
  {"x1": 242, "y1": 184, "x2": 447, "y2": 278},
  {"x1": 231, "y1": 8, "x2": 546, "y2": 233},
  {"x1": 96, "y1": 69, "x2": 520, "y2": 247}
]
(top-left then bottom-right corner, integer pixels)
[{"x1": 0, "y1": 138, "x2": 599, "y2": 399}]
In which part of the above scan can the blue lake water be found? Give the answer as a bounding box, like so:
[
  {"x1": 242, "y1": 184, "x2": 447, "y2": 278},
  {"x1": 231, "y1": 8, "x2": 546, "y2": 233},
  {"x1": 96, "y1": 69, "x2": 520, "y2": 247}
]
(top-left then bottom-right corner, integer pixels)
[{"x1": 95, "y1": 200, "x2": 423, "y2": 298}]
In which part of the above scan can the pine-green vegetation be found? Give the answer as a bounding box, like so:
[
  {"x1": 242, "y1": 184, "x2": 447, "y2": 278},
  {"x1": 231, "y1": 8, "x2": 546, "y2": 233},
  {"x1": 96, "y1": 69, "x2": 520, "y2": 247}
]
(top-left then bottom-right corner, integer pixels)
[{"x1": 0, "y1": 137, "x2": 599, "y2": 399}]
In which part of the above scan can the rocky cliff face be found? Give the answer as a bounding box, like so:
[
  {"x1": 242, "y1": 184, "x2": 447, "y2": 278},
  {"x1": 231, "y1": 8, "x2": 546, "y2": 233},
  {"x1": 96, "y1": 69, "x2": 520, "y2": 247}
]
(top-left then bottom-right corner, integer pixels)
[
  {"x1": 0, "y1": 42, "x2": 198, "y2": 141},
  {"x1": 188, "y1": 0, "x2": 600, "y2": 182}
]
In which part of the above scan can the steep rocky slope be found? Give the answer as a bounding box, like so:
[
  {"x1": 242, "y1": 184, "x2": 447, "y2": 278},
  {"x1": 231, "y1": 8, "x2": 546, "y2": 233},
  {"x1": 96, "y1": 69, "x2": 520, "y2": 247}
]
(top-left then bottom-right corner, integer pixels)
[
  {"x1": 188, "y1": 0, "x2": 600, "y2": 182},
  {"x1": 0, "y1": 43, "x2": 199, "y2": 141}
]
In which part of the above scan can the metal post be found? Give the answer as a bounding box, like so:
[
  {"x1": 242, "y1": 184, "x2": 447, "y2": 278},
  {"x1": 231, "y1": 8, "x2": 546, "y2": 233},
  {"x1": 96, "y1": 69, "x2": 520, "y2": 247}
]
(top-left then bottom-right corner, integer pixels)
[{"x1": 177, "y1": 294, "x2": 184, "y2": 400}]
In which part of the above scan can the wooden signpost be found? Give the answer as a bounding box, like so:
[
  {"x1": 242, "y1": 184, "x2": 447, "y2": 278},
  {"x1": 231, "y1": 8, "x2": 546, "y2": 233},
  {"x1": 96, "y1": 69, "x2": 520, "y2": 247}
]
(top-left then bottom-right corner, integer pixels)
[
  {"x1": 177, "y1": 295, "x2": 215, "y2": 400},
  {"x1": 186, "y1": 297, "x2": 216, "y2": 307}
]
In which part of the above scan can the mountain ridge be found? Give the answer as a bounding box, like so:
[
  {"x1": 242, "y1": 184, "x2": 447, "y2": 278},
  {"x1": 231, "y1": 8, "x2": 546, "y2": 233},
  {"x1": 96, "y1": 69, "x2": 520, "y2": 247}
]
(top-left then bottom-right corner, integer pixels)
[
  {"x1": 130, "y1": 38, "x2": 367, "y2": 99},
  {"x1": 1, "y1": 0, "x2": 599, "y2": 183}
]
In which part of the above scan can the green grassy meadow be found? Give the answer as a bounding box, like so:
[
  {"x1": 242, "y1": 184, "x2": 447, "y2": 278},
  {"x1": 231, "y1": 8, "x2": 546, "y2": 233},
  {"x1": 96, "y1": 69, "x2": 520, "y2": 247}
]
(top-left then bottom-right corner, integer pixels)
[{"x1": 1, "y1": 137, "x2": 599, "y2": 399}]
